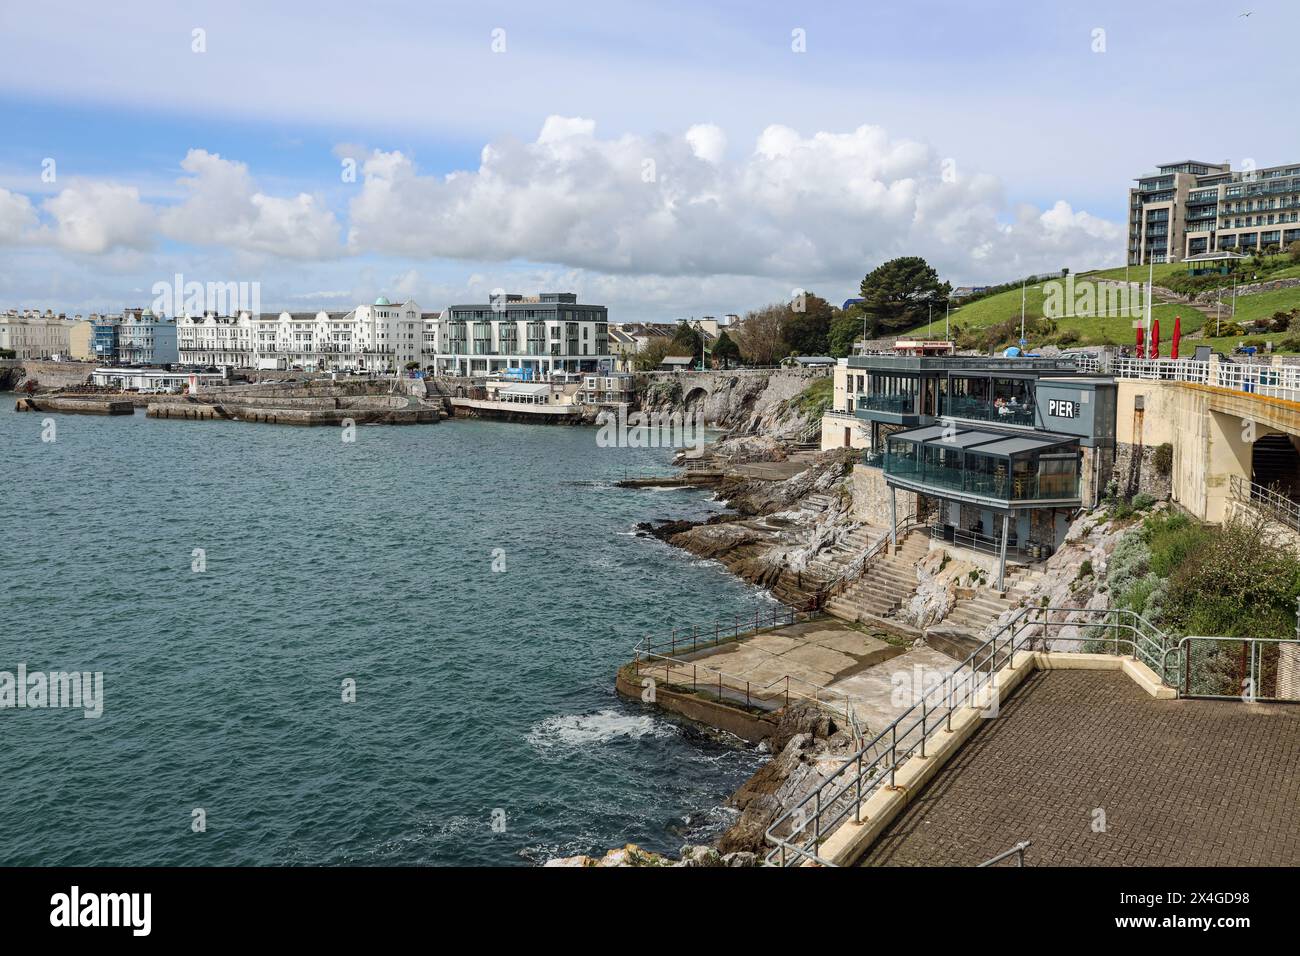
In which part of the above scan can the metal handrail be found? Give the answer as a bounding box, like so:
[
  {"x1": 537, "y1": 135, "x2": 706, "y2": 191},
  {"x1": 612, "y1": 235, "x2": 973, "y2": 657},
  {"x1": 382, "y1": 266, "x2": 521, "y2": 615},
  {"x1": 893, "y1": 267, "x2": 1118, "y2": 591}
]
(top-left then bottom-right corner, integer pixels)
[
  {"x1": 764, "y1": 605, "x2": 1173, "y2": 866},
  {"x1": 1079, "y1": 353, "x2": 1300, "y2": 404},
  {"x1": 633, "y1": 638, "x2": 858, "y2": 719},
  {"x1": 977, "y1": 840, "x2": 1031, "y2": 867},
  {"x1": 1230, "y1": 474, "x2": 1300, "y2": 532},
  {"x1": 1162, "y1": 633, "x2": 1300, "y2": 700},
  {"x1": 632, "y1": 606, "x2": 805, "y2": 660},
  {"x1": 813, "y1": 514, "x2": 920, "y2": 609}
]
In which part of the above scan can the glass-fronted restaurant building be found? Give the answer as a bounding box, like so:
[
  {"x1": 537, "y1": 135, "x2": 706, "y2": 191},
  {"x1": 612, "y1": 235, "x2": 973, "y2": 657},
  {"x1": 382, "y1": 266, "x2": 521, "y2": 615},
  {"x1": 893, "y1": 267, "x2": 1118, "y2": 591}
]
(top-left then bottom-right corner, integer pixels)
[{"x1": 844, "y1": 354, "x2": 1117, "y2": 587}]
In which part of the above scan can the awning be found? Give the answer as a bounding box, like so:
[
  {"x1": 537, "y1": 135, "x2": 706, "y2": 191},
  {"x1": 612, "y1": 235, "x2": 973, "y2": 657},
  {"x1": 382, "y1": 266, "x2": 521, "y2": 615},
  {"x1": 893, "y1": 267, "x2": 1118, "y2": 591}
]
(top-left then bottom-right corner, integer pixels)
[
  {"x1": 891, "y1": 424, "x2": 1075, "y2": 458},
  {"x1": 968, "y1": 434, "x2": 1072, "y2": 457},
  {"x1": 890, "y1": 424, "x2": 1004, "y2": 447}
]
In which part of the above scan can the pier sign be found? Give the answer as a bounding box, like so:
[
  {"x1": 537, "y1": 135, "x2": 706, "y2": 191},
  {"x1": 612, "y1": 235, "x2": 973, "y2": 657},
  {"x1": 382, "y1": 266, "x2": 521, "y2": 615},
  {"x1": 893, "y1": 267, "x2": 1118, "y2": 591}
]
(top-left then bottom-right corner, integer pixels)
[{"x1": 1048, "y1": 398, "x2": 1079, "y2": 419}]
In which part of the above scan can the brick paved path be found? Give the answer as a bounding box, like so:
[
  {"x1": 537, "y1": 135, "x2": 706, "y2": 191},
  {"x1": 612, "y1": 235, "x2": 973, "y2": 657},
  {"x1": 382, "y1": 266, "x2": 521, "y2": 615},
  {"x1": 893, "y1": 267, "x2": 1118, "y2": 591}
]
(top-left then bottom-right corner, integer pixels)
[{"x1": 860, "y1": 669, "x2": 1300, "y2": 866}]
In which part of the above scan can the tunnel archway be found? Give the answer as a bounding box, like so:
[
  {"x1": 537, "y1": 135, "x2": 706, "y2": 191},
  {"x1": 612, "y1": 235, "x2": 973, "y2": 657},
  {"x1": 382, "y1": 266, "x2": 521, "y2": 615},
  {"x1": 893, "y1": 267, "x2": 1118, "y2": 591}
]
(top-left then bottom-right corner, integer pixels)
[
  {"x1": 1251, "y1": 432, "x2": 1300, "y2": 497},
  {"x1": 682, "y1": 385, "x2": 709, "y2": 411}
]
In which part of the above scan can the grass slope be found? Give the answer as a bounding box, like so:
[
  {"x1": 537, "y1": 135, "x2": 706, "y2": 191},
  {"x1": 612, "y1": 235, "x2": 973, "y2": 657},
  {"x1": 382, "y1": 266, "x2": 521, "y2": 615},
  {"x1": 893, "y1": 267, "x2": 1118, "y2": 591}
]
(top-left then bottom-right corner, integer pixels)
[{"x1": 904, "y1": 264, "x2": 1300, "y2": 351}]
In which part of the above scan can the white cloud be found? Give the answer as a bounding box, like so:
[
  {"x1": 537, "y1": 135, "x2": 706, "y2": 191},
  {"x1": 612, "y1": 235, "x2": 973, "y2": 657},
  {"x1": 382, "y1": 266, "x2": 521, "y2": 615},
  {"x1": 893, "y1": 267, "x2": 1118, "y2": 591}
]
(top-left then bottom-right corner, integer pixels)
[
  {"x1": 41, "y1": 181, "x2": 154, "y2": 254},
  {"x1": 0, "y1": 188, "x2": 38, "y2": 244},
  {"x1": 346, "y1": 117, "x2": 1124, "y2": 286},
  {"x1": 685, "y1": 123, "x2": 727, "y2": 164},
  {"x1": 159, "y1": 149, "x2": 342, "y2": 259}
]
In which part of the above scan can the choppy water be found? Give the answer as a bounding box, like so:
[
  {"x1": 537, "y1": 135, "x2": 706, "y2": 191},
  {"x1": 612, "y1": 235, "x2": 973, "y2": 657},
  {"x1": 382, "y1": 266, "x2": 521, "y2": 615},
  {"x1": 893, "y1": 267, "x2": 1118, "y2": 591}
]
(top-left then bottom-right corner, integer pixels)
[{"x1": 0, "y1": 403, "x2": 772, "y2": 865}]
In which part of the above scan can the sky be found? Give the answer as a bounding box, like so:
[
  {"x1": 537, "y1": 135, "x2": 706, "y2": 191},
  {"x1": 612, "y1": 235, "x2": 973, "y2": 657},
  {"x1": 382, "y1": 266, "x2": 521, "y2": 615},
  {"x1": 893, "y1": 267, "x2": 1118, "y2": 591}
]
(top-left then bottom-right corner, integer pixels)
[{"x1": 0, "y1": 0, "x2": 1296, "y2": 321}]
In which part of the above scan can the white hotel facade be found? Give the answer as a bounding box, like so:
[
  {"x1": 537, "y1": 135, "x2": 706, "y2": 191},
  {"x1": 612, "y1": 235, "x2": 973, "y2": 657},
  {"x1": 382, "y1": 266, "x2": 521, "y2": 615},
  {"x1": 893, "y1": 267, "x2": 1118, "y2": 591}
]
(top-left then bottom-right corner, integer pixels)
[
  {"x1": 178, "y1": 292, "x2": 610, "y2": 376},
  {"x1": 178, "y1": 297, "x2": 423, "y2": 371}
]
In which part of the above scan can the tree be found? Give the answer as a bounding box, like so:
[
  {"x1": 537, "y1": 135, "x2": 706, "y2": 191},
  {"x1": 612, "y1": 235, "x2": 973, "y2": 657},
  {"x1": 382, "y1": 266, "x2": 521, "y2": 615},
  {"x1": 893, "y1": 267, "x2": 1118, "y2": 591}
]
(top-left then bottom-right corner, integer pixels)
[
  {"x1": 1289, "y1": 240, "x2": 1300, "y2": 264},
  {"x1": 828, "y1": 309, "x2": 865, "y2": 358},
  {"x1": 857, "y1": 256, "x2": 952, "y2": 337},
  {"x1": 712, "y1": 330, "x2": 741, "y2": 368},
  {"x1": 670, "y1": 320, "x2": 704, "y2": 357},
  {"x1": 633, "y1": 337, "x2": 672, "y2": 371},
  {"x1": 781, "y1": 293, "x2": 835, "y2": 356},
  {"x1": 733, "y1": 304, "x2": 788, "y2": 365}
]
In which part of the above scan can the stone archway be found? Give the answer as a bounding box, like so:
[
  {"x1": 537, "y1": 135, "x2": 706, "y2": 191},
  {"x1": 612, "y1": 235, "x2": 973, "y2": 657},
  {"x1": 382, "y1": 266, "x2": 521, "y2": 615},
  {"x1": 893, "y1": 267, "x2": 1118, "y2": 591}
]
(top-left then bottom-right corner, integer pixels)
[{"x1": 682, "y1": 385, "x2": 710, "y2": 411}]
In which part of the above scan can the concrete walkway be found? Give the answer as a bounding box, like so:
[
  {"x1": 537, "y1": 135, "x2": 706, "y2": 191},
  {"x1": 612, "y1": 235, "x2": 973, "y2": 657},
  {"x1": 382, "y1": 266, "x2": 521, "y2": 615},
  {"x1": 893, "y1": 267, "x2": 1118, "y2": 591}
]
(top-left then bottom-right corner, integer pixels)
[
  {"x1": 645, "y1": 617, "x2": 970, "y2": 740},
  {"x1": 829, "y1": 645, "x2": 972, "y2": 740}
]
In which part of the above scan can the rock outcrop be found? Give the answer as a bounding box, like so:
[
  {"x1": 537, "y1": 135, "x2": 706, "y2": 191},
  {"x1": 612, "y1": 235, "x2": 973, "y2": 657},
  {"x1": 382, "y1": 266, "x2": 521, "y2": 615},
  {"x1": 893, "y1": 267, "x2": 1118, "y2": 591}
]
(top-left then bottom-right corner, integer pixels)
[
  {"x1": 716, "y1": 701, "x2": 859, "y2": 856},
  {"x1": 639, "y1": 368, "x2": 830, "y2": 438}
]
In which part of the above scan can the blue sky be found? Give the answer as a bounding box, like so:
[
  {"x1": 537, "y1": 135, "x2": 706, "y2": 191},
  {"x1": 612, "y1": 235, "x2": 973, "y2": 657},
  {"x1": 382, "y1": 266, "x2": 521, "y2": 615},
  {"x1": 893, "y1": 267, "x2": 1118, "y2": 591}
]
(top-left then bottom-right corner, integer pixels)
[{"x1": 0, "y1": 0, "x2": 1295, "y2": 320}]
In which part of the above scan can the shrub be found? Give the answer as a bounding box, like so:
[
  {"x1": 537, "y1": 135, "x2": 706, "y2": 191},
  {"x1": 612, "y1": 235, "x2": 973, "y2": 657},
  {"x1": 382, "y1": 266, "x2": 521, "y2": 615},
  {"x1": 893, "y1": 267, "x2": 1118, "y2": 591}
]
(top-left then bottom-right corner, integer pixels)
[
  {"x1": 1151, "y1": 443, "x2": 1173, "y2": 477},
  {"x1": 1132, "y1": 492, "x2": 1156, "y2": 511},
  {"x1": 1164, "y1": 513, "x2": 1300, "y2": 639}
]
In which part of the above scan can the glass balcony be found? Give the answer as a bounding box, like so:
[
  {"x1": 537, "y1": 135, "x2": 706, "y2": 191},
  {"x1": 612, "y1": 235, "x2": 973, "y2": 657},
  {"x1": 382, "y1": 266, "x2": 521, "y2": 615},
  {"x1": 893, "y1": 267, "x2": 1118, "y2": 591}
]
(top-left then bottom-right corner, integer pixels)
[
  {"x1": 942, "y1": 395, "x2": 1035, "y2": 427},
  {"x1": 858, "y1": 393, "x2": 916, "y2": 414},
  {"x1": 883, "y1": 449, "x2": 1080, "y2": 502}
]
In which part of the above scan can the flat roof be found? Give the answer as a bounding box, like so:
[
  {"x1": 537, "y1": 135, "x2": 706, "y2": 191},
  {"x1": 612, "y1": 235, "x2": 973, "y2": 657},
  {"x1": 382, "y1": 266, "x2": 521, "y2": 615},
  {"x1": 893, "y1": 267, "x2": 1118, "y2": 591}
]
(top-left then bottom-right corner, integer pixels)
[
  {"x1": 970, "y1": 434, "x2": 1070, "y2": 457},
  {"x1": 501, "y1": 383, "x2": 551, "y2": 396},
  {"x1": 891, "y1": 423, "x2": 1076, "y2": 457},
  {"x1": 848, "y1": 355, "x2": 1085, "y2": 374}
]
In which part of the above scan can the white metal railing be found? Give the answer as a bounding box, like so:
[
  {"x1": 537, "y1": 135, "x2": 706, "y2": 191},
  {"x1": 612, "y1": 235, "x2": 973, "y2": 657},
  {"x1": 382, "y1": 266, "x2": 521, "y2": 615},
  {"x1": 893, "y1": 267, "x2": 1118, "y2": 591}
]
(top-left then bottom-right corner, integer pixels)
[{"x1": 1079, "y1": 354, "x2": 1300, "y2": 404}]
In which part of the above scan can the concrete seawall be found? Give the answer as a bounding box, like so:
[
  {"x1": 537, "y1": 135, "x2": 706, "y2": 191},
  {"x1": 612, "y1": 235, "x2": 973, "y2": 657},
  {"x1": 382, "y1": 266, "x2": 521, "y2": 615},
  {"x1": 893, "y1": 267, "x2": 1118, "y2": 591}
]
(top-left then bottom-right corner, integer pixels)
[
  {"x1": 148, "y1": 402, "x2": 442, "y2": 425},
  {"x1": 15, "y1": 396, "x2": 134, "y2": 415}
]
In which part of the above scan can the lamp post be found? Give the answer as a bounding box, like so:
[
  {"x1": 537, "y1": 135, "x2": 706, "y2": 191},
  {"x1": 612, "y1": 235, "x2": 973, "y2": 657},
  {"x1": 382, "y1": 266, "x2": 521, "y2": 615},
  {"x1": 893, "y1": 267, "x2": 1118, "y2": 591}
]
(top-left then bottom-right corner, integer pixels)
[{"x1": 1020, "y1": 278, "x2": 1027, "y2": 347}]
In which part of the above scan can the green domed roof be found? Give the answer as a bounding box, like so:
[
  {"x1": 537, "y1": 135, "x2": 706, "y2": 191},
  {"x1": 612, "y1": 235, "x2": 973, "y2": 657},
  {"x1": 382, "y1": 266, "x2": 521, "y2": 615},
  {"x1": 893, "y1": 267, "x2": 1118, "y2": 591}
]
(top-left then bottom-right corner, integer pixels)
[{"x1": 374, "y1": 296, "x2": 391, "y2": 306}]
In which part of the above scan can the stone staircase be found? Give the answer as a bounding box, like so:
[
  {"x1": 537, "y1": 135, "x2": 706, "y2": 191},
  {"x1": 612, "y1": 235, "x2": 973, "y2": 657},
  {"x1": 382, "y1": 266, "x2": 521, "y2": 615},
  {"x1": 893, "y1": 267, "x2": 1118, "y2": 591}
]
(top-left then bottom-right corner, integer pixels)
[
  {"x1": 825, "y1": 531, "x2": 930, "y2": 623},
  {"x1": 802, "y1": 492, "x2": 837, "y2": 513},
  {"x1": 934, "y1": 567, "x2": 1043, "y2": 638}
]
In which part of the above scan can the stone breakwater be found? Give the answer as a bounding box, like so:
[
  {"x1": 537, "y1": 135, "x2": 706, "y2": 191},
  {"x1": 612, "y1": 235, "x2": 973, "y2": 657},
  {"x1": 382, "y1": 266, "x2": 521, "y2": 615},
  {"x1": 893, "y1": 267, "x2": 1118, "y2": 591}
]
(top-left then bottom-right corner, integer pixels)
[{"x1": 15, "y1": 395, "x2": 134, "y2": 416}]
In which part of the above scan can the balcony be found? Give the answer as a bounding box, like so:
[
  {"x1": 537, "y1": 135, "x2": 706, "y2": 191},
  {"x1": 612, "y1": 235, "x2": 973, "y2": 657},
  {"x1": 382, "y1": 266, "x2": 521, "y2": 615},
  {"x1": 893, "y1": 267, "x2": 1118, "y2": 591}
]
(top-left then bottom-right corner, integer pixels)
[
  {"x1": 852, "y1": 391, "x2": 927, "y2": 426},
  {"x1": 942, "y1": 395, "x2": 1035, "y2": 427},
  {"x1": 881, "y1": 424, "x2": 1082, "y2": 507}
]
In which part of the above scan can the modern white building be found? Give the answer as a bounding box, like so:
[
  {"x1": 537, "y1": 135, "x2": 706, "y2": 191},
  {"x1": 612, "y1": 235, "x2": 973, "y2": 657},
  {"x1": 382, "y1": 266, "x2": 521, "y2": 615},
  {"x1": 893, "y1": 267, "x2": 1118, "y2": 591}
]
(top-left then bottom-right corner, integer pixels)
[
  {"x1": 425, "y1": 292, "x2": 610, "y2": 377},
  {"x1": 0, "y1": 309, "x2": 76, "y2": 359},
  {"x1": 91, "y1": 367, "x2": 224, "y2": 391}
]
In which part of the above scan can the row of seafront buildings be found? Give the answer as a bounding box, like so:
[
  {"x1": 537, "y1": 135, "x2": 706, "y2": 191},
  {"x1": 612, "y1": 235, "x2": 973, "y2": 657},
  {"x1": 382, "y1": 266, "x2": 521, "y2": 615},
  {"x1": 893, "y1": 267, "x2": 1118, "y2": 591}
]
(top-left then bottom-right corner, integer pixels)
[
  {"x1": 0, "y1": 308, "x2": 178, "y2": 364},
  {"x1": 3, "y1": 292, "x2": 735, "y2": 375}
]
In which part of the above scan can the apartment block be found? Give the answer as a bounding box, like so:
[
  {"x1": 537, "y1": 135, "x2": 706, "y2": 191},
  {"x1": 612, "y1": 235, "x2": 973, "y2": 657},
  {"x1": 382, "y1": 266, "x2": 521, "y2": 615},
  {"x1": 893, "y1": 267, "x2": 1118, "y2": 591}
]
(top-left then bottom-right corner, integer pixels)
[
  {"x1": 1128, "y1": 159, "x2": 1300, "y2": 265},
  {"x1": 425, "y1": 292, "x2": 610, "y2": 377}
]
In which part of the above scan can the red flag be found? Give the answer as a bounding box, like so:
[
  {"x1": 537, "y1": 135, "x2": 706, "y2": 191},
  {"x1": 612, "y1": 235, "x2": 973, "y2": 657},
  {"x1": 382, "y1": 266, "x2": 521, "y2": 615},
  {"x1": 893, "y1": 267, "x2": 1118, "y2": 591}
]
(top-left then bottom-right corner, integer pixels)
[
  {"x1": 1171, "y1": 315, "x2": 1181, "y2": 360},
  {"x1": 1150, "y1": 319, "x2": 1160, "y2": 358}
]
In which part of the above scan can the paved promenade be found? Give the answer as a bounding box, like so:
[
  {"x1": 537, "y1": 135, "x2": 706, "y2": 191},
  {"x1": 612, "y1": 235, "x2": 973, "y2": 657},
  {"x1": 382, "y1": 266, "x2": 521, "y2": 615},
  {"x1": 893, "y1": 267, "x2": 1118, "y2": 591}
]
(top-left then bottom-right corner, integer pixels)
[{"x1": 860, "y1": 669, "x2": 1300, "y2": 866}]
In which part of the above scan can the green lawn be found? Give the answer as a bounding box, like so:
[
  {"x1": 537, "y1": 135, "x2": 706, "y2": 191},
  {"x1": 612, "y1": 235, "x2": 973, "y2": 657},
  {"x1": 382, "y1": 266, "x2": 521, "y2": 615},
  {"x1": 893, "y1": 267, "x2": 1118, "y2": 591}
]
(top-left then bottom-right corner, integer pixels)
[
  {"x1": 902, "y1": 264, "x2": 1300, "y2": 351},
  {"x1": 1081, "y1": 263, "x2": 1185, "y2": 286}
]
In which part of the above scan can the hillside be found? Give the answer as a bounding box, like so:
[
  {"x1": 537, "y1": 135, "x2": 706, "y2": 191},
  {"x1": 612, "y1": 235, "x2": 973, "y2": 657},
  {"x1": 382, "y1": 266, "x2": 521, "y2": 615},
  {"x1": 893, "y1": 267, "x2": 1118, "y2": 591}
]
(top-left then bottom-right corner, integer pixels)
[{"x1": 904, "y1": 260, "x2": 1300, "y2": 353}]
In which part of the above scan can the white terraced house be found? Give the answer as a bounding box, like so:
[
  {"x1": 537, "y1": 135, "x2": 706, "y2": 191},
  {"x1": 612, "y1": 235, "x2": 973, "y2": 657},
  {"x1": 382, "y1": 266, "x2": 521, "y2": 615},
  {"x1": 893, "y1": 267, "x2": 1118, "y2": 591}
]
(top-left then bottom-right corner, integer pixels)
[
  {"x1": 0, "y1": 309, "x2": 76, "y2": 359},
  {"x1": 177, "y1": 297, "x2": 422, "y2": 371},
  {"x1": 424, "y1": 292, "x2": 610, "y2": 377},
  {"x1": 176, "y1": 312, "x2": 256, "y2": 367}
]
